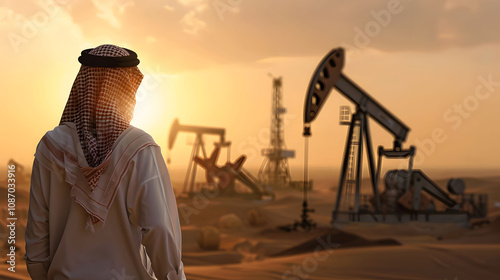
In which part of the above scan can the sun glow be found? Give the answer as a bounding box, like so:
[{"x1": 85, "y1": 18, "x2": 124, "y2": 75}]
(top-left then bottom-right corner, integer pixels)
[{"x1": 131, "y1": 73, "x2": 177, "y2": 133}]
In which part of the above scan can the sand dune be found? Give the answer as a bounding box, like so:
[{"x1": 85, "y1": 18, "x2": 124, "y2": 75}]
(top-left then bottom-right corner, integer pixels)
[
  {"x1": 1, "y1": 175, "x2": 499, "y2": 279},
  {"x1": 185, "y1": 244, "x2": 500, "y2": 280}
]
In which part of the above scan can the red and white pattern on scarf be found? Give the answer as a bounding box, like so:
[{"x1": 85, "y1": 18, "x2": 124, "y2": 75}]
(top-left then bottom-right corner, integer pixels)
[{"x1": 60, "y1": 44, "x2": 143, "y2": 191}]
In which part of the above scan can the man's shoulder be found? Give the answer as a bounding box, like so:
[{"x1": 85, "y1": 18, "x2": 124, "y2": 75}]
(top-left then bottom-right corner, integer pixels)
[
  {"x1": 124, "y1": 125, "x2": 154, "y2": 140},
  {"x1": 112, "y1": 126, "x2": 160, "y2": 158},
  {"x1": 33, "y1": 123, "x2": 80, "y2": 170},
  {"x1": 44, "y1": 123, "x2": 74, "y2": 137},
  {"x1": 119, "y1": 125, "x2": 157, "y2": 147},
  {"x1": 37, "y1": 123, "x2": 77, "y2": 149}
]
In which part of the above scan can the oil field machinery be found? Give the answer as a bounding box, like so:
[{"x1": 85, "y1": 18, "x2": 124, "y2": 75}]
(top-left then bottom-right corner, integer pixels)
[
  {"x1": 258, "y1": 76, "x2": 296, "y2": 189},
  {"x1": 168, "y1": 118, "x2": 229, "y2": 194},
  {"x1": 168, "y1": 119, "x2": 273, "y2": 200},
  {"x1": 303, "y1": 48, "x2": 488, "y2": 226}
]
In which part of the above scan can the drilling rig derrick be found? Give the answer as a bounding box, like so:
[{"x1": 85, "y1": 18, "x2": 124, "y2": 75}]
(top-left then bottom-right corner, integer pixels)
[{"x1": 259, "y1": 76, "x2": 295, "y2": 189}]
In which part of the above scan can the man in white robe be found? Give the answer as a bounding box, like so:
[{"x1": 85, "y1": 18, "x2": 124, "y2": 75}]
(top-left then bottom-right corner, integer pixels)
[{"x1": 25, "y1": 44, "x2": 186, "y2": 280}]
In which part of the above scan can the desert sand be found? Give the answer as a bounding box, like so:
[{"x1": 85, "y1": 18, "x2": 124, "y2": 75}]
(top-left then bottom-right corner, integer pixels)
[{"x1": 1, "y1": 173, "x2": 499, "y2": 280}]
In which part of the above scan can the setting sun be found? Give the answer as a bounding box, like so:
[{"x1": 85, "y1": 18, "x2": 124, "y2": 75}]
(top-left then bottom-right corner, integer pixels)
[{"x1": 2, "y1": 1, "x2": 500, "y2": 280}]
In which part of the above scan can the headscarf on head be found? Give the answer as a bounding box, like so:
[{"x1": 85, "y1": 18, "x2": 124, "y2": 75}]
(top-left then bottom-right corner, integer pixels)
[{"x1": 59, "y1": 44, "x2": 144, "y2": 191}]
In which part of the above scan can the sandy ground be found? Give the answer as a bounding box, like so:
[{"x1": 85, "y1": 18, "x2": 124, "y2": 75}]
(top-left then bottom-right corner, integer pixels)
[{"x1": 1, "y1": 174, "x2": 499, "y2": 280}]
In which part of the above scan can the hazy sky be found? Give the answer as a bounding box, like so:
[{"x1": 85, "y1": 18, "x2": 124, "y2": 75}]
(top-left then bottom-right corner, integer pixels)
[{"x1": 1, "y1": 0, "x2": 500, "y2": 180}]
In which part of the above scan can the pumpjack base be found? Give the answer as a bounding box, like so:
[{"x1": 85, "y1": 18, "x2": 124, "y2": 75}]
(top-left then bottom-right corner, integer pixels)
[{"x1": 332, "y1": 211, "x2": 470, "y2": 227}]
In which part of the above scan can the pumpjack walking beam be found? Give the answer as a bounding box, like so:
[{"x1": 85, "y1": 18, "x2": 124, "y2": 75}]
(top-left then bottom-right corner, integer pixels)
[{"x1": 303, "y1": 48, "x2": 410, "y2": 146}]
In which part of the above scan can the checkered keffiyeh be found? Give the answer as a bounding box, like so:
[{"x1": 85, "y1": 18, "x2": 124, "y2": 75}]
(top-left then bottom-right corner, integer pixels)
[{"x1": 60, "y1": 44, "x2": 143, "y2": 191}]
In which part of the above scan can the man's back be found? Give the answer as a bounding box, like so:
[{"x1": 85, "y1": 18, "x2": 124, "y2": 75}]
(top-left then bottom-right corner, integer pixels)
[
  {"x1": 25, "y1": 44, "x2": 185, "y2": 280},
  {"x1": 26, "y1": 123, "x2": 185, "y2": 279}
]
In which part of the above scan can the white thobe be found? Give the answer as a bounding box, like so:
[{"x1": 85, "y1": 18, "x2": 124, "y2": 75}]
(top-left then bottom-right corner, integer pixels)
[{"x1": 25, "y1": 123, "x2": 186, "y2": 280}]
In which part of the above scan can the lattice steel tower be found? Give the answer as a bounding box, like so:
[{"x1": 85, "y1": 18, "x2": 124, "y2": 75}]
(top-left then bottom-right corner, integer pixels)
[{"x1": 259, "y1": 76, "x2": 295, "y2": 188}]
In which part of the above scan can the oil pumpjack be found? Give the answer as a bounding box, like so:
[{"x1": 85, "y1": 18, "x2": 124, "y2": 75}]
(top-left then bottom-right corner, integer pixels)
[
  {"x1": 303, "y1": 48, "x2": 487, "y2": 226},
  {"x1": 168, "y1": 119, "x2": 273, "y2": 200},
  {"x1": 168, "y1": 118, "x2": 229, "y2": 194}
]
